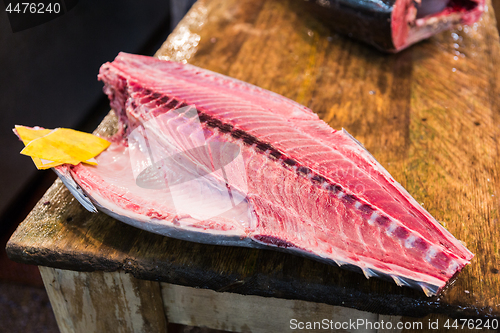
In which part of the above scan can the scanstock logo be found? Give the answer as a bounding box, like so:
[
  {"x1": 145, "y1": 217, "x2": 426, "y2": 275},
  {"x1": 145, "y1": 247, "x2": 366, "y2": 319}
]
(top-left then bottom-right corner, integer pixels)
[
  {"x1": 4, "y1": 0, "x2": 79, "y2": 32},
  {"x1": 128, "y1": 105, "x2": 249, "y2": 221}
]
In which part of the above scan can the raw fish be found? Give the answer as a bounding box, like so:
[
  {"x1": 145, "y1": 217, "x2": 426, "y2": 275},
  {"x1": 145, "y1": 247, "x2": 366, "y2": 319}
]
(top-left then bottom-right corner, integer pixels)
[{"x1": 55, "y1": 53, "x2": 473, "y2": 296}]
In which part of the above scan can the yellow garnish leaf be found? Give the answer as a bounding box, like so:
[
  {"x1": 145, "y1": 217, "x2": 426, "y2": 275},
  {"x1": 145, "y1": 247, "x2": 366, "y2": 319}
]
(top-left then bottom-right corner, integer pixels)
[
  {"x1": 83, "y1": 157, "x2": 98, "y2": 165},
  {"x1": 33, "y1": 158, "x2": 61, "y2": 170},
  {"x1": 16, "y1": 126, "x2": 110, "y2": 170},
  {"x1": 15, "y1": 125, "x2": 52, "y2": 145},
  {"x1": 15, "y1": 126, "x2": 60, "y2": 169}
]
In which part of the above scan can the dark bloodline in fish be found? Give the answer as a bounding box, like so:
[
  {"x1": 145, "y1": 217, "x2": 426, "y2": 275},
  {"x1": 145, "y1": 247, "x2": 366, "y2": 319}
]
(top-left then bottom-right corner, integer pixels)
[
  {"x1": 127, "y1": 84, "x2": 452, "y2": 275},
  {"x1": 129, "y1": 89, "x2": 408, "y2": 247},
  {"x1": 253, "y1": 235, "x2": 298, "y2": 249},
  {"x1": 53, "y1": 54, "x2": 474, "y2": 297}
]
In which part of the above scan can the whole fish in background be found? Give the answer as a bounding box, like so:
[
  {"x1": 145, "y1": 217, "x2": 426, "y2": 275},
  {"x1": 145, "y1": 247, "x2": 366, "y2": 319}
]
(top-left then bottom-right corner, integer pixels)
[
  {"x1": 55, "y1": 53, "x2": 473, "y2": 296},
  {"x1": 299, "y1": 0, "x2": 485, "y2": 52}
]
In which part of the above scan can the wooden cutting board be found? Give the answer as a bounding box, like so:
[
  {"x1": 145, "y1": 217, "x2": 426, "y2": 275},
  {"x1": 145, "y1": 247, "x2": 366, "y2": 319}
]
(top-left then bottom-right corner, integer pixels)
[{"x1": 7, "y1": 0, "x2": 500, "y2": 319}]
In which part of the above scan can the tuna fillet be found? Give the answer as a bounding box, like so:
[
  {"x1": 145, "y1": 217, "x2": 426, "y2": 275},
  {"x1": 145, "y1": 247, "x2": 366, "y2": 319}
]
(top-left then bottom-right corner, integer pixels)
[{"x1": 56, "y1": 52, "x2": 473, "y2": 296}]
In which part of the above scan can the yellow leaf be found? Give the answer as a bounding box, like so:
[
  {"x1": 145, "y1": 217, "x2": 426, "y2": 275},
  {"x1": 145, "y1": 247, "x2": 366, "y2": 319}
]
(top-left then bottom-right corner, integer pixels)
[
  {"x1": 83, "y1": 157, "x2": 98, "y2": 166},
  {"x1": 15, "y1": 126, "x2": 60, "y2": 169},
  {"x1": 33, "y1": 158, "x2": 61, "y2": 170},
  {"x1": 16, "y1": 126, "x2": 110, "y2": 169},
  {"x1": 15, "y1": 125, "x2": 52, "y2": 145}
]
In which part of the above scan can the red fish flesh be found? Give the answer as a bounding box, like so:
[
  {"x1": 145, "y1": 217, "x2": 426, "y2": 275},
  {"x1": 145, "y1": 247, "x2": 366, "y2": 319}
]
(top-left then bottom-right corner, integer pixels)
[{"x1": 55, "y1": 53, "x2": 473, "y2": 296}]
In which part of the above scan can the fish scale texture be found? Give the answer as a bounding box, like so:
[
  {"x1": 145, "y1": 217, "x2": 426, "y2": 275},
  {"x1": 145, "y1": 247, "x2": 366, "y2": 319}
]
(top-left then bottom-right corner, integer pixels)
[{"x1": 62, "y1": 53, "x2": 473, "y2": 296}]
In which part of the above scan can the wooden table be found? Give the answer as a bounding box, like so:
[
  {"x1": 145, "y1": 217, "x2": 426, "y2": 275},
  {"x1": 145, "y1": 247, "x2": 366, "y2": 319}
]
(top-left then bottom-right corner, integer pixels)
[{"x1": 7, "y1": 0, "x2": 500, "y2": 331}]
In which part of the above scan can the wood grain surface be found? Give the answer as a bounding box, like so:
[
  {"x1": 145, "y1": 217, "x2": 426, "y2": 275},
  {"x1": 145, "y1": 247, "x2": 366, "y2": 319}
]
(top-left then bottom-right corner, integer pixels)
[{"x1": 7, "y1": 0, "x2": 500, "y2": 319}]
